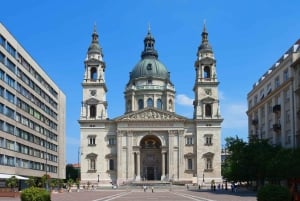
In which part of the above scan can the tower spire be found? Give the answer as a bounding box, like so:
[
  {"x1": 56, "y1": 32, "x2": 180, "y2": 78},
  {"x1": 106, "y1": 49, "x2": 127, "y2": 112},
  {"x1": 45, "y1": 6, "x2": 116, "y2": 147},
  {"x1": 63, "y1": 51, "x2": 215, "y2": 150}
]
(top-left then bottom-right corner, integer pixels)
[
  {"x1": 197, "y1": 21, "x2": 213, "y2": 55},
  {"x1": 87, "y1": 23, "x2": 103, "y2": 60},
  {"x1": 141, "y1": 25, "x2": 158, "y2": 59}
]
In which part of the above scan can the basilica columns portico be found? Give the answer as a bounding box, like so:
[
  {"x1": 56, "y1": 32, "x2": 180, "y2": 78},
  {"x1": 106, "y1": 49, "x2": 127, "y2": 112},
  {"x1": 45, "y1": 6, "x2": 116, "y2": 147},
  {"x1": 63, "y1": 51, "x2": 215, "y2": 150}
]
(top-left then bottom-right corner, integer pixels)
[{"x1": 80, "y1": 25, "x2": 223, "y2": 186}]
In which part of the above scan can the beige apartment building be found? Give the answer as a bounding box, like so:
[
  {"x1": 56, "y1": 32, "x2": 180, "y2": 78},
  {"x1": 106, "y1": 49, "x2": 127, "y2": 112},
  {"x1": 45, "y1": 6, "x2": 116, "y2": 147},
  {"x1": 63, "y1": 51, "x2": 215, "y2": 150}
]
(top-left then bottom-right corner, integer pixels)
[
  {"x1": 247, "y1": 39, "x2": 300, "y2": 148},
  {"x1": 79, "y1": 25, "x2": 223, "y2": 186},
  {"x1": 0, "y1": 23, "x2": 66, "y2": 180}
]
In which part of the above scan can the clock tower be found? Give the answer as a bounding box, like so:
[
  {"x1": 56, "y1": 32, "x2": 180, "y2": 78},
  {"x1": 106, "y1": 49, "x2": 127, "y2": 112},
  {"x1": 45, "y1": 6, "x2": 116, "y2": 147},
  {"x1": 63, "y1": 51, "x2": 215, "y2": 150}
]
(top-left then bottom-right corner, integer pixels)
[
  {"x1": 80, "y1": 25, "x2": 108, "y2": 120},
  {"x1": 193, "y1": 23, "x2": 223, "y2": 180}
]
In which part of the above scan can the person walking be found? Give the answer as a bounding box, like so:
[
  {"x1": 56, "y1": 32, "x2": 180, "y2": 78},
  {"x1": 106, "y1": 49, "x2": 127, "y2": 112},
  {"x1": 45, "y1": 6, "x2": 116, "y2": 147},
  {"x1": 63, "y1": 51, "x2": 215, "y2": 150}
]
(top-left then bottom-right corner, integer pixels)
[{"x1": 151, "y1": 186, "x2": 154, "y2": 193}]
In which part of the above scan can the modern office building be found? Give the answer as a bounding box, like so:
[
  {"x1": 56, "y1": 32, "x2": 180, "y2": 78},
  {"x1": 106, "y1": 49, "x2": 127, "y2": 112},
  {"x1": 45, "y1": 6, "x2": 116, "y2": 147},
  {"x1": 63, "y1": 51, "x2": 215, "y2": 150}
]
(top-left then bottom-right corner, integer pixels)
[
  {"x1": 79, "y1": 25, "x2": 223, "y2": 186},
  {"x1": 247, "y1": 39, "x2": 300, "y2": 148},
  {"x1": 0, "y1": 23, "x2": 66, "y2": 180}
]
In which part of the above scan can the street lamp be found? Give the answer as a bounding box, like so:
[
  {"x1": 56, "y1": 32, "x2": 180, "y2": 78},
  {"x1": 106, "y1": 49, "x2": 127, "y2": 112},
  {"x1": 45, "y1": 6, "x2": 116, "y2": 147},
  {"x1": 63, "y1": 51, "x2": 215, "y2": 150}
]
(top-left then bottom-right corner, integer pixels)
[
  {"x1": 97, "y1": 174, "x2": 99, "y2": 183},
  {"x1": 78, "y1": 147, "x2": 81, "y2": 180}
]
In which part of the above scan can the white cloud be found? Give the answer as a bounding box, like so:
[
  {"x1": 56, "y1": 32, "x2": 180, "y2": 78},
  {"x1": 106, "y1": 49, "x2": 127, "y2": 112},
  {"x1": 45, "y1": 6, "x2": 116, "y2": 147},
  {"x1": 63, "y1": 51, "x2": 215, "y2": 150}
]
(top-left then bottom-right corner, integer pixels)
[
  {"x1": 221, "y1": 103, "x2": 248, "y2": 129},
  {"x1": 176, "y1": 94, "x2": 193, "y2": 106}
]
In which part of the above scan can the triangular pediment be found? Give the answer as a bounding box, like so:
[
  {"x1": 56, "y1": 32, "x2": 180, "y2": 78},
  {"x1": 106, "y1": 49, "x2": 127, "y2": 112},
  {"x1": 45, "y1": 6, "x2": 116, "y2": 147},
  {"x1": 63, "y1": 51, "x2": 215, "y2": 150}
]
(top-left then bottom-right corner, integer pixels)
[
  {"x1": 202, "y1": 96, "x2": 216, "y2": 103},
  {"x1": 114, "y1": 108, "x2": 188, "y2": 121},
  {"x1": 85, "y1": 97, "x2": 99, "y2": 105}
]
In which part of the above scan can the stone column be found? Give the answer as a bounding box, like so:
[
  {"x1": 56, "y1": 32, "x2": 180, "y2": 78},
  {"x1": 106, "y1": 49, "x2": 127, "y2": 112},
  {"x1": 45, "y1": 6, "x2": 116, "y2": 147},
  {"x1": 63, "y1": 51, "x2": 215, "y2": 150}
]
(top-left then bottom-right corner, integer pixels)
[
  {"x1": 161, "y1": 152, "x2": 166, "y2": 180},
  {"x1": 136, "y1": 152, "x2": 141, "y2": 181},
  {"x1": 168, "y1": 131, "x2": 174, "y2": 180},
  {"x1": 116, "y1": 130, "x2": 123, "y2": 184}
]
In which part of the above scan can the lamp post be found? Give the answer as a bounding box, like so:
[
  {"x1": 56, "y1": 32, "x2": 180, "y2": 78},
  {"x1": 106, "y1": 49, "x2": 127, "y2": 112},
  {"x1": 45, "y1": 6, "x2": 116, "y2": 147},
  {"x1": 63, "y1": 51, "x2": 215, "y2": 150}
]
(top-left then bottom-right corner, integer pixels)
[
  {"x1": 97, "y1": 174, "x2": 99, "y2": 183},
  {"x1": 203, "y1": 172, "x2": 205, "y2": 182},
  {"x1": 78, "y1": 147, "x2": 80, "y2": 180}
]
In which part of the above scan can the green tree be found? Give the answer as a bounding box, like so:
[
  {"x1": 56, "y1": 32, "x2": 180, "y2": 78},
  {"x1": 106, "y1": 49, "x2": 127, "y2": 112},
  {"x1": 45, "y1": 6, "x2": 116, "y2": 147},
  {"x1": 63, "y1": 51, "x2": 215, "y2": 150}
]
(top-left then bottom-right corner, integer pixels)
[
  {"x1": 6, "y1": 176, "x2": 18, "y2": 191},
  {"x1": 25, "y1": 176, "x2": 37, "y2": 187},
  {"x1": 222, "y1": 136, "x2": 248, "y2": 182},
  {"x1": 66, "y1": 164, "x2": 78, "y2": 181},
  {"x1": 257, "y1": 184, "x2": 291, "y2": 201},
  {"x1": 67, "y1": 178, "x2": 74, "y2": 192}
]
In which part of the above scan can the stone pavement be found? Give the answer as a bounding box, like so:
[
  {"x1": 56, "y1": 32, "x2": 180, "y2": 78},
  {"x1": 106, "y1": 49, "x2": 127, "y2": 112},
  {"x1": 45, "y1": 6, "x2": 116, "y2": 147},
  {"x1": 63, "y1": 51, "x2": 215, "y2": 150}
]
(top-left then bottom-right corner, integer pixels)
[{"x1": 0, "y1": 187, "x2": 257, "y2": 201}]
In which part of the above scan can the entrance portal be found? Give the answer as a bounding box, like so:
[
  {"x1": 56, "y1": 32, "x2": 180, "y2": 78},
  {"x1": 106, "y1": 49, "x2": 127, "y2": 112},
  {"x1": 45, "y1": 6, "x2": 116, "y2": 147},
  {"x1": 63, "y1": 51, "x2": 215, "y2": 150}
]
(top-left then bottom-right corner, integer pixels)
[
  {"x1": 147, "y1": 167, "x2": 154, "y2": 180},
  {"x1": 140, "y1": 135, "x2": 162, "y2": 180}
]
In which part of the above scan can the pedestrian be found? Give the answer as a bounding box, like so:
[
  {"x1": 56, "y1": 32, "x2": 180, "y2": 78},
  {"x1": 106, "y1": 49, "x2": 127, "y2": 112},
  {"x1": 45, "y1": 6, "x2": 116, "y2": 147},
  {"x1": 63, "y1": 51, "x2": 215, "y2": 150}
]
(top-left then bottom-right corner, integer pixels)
[
  {"x1": 143, "y1": 185, "x2": 146, "y2": 192},
  {"x1": 151, "y1": 186, "x2": 154, "y2": 193}
]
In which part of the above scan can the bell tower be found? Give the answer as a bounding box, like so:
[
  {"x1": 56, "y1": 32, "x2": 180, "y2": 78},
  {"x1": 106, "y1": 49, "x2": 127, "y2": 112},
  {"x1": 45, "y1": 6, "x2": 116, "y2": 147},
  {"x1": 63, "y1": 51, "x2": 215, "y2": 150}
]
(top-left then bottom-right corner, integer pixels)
[
  {"x1": 193, "y1": 23, "x2": 221, "y2": 120},
  {"x1": 80, "y1": 25, "x2": 108, "y2": 120}
]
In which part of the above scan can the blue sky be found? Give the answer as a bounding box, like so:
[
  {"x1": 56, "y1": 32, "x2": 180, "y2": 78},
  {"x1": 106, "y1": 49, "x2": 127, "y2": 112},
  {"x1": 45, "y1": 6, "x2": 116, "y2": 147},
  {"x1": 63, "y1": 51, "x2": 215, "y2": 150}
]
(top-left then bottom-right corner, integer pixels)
[{"x1": 1, "y1": 0, "x2": 300, "y2": 164}]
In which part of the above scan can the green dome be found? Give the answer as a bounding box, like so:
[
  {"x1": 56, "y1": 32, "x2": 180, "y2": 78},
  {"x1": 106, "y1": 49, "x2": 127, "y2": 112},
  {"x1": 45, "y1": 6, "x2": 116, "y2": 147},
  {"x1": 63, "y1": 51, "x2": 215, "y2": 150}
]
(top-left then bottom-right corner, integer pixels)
[
  {"x1": 130, "y1": 58, "x2": 169, "y2": 80},
  {"x1": 88, "y1": 43, "x2": 101, "y2": 54}
]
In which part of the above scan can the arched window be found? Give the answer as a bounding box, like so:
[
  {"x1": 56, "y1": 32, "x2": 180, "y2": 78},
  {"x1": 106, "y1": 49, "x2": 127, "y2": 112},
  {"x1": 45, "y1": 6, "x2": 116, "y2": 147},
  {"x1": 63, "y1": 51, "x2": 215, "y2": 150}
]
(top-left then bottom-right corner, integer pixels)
[
  {"x1": 168, "y1": 99, "x2": 173, "y2": 111},
  {"x1": 147, "y1": 98, "x2": 153, "y2": 107},
  {"x1": 204, "y1": 66, "x2": 211, "y2": 79},
  {"x1": 138, "y1": 99, "x2": 144, "y2": 110},
  {"x1": 157, "y1": 99, "x2": 162, "y2": 109},
  {"x1": 86, "y1": 153, "x2": 97, "y2": 171},
  {"x1": 90, "y1": 105, "x2": 96, "y2": 118},
  {"x1": 126, "y1": 100, "x2": 132, "y2": 112},
  {"x1": 205, "y1": 104, "x2": 212, "y2": 117},
  {"x1": 91, "y1": 67, "x2": 97, "y2": 80}
]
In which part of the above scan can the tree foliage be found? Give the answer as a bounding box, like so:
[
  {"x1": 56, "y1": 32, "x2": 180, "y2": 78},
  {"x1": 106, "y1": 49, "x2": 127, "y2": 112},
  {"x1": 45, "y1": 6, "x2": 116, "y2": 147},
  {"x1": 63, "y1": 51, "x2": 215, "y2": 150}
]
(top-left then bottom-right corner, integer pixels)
[
  {"x1": 257, "y1": 184, "x2": 291, "y2": 201},
  {"x1": 21, "y1": 187, "x2": 50, "y2": 201},
  {"x1": 66, "y1": 164, "x2": 79, "y2": 181},
  {"x1": 222, "y1": 136, "x2": 300, "y2": 188}
]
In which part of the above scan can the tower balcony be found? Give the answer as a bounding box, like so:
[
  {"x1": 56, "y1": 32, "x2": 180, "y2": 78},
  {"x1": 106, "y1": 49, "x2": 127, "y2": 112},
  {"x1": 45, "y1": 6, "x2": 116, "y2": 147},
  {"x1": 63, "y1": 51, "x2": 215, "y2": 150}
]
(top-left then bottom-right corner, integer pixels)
[
  {"x1": 272, "y1": 104, "x2": 281, "y2": 113},
  {"x1": 273, "y1": 123, "x2": 281, "y2": 132}
]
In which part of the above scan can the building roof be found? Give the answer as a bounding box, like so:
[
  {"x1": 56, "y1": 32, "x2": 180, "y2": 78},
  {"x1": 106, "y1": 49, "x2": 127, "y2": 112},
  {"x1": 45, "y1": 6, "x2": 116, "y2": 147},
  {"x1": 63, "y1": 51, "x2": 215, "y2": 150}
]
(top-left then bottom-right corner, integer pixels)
[{"x1": 129, "y1": 28, "x2": 169, "y2": 80}]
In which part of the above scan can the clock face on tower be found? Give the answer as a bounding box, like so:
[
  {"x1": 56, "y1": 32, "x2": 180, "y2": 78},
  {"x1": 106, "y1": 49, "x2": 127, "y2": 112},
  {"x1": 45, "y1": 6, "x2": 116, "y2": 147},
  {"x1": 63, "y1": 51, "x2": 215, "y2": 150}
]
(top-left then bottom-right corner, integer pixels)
[
  {"x1": 205, "y1": 89, "x2": 212, "y2": 95},
  {"x1": 90, "y1": 90, "x2": 96, "y2": 96}
]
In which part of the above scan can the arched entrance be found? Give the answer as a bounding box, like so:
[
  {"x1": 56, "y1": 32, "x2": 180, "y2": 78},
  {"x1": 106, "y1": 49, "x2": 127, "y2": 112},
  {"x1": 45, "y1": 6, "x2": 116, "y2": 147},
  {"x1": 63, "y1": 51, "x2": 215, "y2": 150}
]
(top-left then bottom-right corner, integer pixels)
[{"x1": 140, "y1": 135, "x2": 162, "y2": 180}]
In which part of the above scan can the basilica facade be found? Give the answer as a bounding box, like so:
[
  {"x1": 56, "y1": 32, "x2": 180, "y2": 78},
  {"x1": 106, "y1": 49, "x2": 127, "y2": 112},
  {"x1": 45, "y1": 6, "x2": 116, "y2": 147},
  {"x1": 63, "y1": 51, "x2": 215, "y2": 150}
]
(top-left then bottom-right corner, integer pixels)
[{"x1": 79, "y1": 25, "x2": 223, "y2": 186}]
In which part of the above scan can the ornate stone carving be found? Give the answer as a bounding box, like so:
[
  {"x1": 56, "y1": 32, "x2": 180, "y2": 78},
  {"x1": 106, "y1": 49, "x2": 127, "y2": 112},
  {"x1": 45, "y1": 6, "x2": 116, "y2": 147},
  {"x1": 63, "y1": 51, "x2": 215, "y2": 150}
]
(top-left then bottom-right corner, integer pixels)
[{"x1": 122, "y1": 109, "x2": 180, "y2": 120}]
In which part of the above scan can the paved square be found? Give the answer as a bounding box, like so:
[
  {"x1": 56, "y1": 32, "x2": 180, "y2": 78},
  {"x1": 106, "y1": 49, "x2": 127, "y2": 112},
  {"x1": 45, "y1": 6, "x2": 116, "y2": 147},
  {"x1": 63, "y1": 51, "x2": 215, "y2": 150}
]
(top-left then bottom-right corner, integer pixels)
[{"x1": 0, "y1": 188, "x2": 257, "y2": 201}]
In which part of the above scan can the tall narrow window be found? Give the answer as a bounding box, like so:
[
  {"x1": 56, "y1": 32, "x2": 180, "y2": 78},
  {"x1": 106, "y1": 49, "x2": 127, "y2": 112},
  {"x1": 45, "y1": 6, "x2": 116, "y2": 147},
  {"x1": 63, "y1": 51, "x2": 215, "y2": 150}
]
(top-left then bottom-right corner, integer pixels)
[
  {"x1": 187, "y1": 158, "x2": 193, "y2": 170},
  {"x1": 90, "y1": 159, "x2": 96, "y2": 170},
  {"x1": 109, "y1": 159, "x2": 114, "y2": 170},
  {"x1": 157, "y1": 99, "x2": 162, "y2": 109},
  {"x1": 204, "y1": 66, "x2": 211, "y2": 79},
  {"x1": 147, "y1": 98, "x2": 153, "y2": 107},
  {"x1": 283, "y1": 69, "x2": 289, "y2": 81},
  {"x1": 0, "y1": 52, "x2": 4, "y2": 64},
  {"x1": 0, "y1": 35, "x2": 5, "y2": 47},
  {"x1": 90, "y1": 105, "x2": 96, "y2": 118},
  {"x1": 90, "y1": 67, "x2": 97, "y2": 80},
  {"x1": 126, "y1": 100, "x2": 132, "y2": 112},
  {"x1": 206, "y1": 158, "x2": 212, "y2": 170},
  {"x1": 138, "y1": 99, "x2": 144, "y2": 109},
  {"x1": 168, "y1": 99, "x2": 173, "y2": 111},
  {"x1": 205, "y1": 104, "x2": 212, "y2": 117}
]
